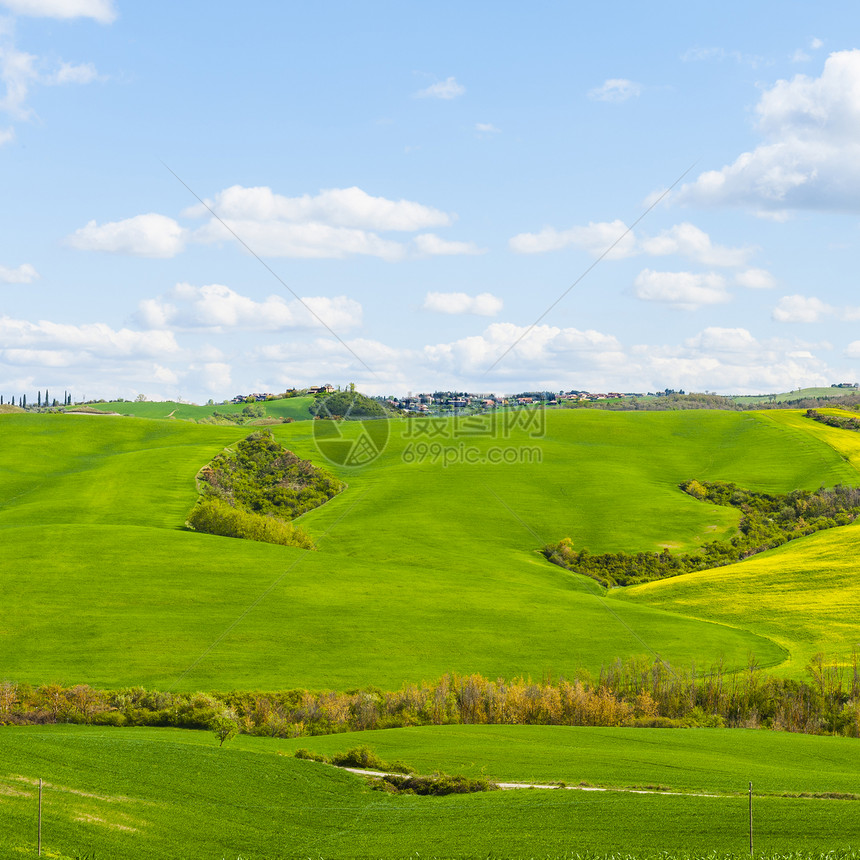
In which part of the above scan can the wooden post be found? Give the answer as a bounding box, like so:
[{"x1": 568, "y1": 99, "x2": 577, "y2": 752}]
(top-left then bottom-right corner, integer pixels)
[
  {"x1": 749, "y1": 781, "x2": 753, "y2": 856},
  {"x1": 38, "y1": 778, "x2": 42, "y2": 857}
]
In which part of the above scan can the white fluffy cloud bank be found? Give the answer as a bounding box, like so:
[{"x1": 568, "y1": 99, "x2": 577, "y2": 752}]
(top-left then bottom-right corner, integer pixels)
[
  {"x1": 70, "y1": 185, "x2": 479, "y2": 261},
  {"x1": 510, "y1": 220, "x2": 754, "y2": 267},
  {"x1": 137, "y1": 283, "x2": 363, "y2": 332},
  {"x1": 678, "y1": 50, "x2": 860, "y2": 213},
  {"x1": 634, "y1": 270, "x2": 730, "y2": 310}
]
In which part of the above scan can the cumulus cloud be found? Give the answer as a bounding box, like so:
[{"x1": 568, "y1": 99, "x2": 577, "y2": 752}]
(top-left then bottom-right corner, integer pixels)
[
  {"x1": 475, "y1": 122, "x2": 500, "y2": 134},
  {"x1": 422, "y1": 291, "x2": 502, "y2": 316},
  {"x1": 587, "y1": 78, "x2": 641, "y2": 102},
  {"x1": 0, "y1": 316, "x2": 179, "y2": 357},
  {"x1": 0, "y1": 0, "x2": 116, "y2": 22},
  {"x1": 510, "y1": 219, "x2": 750, "y2": 268},
  {"x1": 186, "y1": 185, "x2": 451, "y2": 232},
  {"x1": 678, "y1": 50, "x2": 860, "y2": 213},
  {"x1": 771, "y1": 294, "x2": 860, "y2": 323},
  {"x1": 414, "y1": 76, "x2": 465, "y2": 99},
  {"x1": 639, "y1": 222, "x2": 752, "y2": 267},
  {"x1": 173, "y1": 184, "x2": 477, "y2": 261},
  {"x1": 510, "y1": 219, "x2": 636, "y2": 258},
  {"x1": 634, "y1": 269, "x2": 730, "y2": 310},
  {"x1": 412, "y1": 233, "x2": 485, "y2": 256},
  {"x1": 772, "y1": 295, "x2": 833, "y2": 322},
  {"x1": 136, "y1": 283, "x2": 362, "y2": 332},
  {"x1": 0, "y1": 262, "x2": 37, "y2": 283},
  {"x1": 194, "y1": 219, "x2": 407, "y2": 261},
  {"x1": 66, "y1": 213, "x2": 186, "y2": 258},
  {"x1": 0, "y1": 125, "x2": 12, "y2": 144}
]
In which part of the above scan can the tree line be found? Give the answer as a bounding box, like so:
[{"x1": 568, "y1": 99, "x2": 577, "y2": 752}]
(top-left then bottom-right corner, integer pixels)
[
  {"x1": 1, "y1": 653, "x2": 858, "y2": 738},
  {"x1": 544, "y1": 480, "x2": 860, "y2": 587}
]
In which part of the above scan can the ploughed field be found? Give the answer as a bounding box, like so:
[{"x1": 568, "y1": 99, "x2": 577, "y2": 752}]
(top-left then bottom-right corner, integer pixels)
[{"x1": 2, "y1": 408, "x2": 860, "y2": 689}]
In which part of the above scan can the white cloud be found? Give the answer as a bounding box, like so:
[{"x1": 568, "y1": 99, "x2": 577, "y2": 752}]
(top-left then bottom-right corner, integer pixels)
[
  {"x1": 772, "y1": 294, "x2": 833, "y2": 322},
  {"x1": 0, "y1": 125, "x2": 12, "y2": 144},
  {"x1": 0, "y1": 23, "x2": 104, "y2": 127},
  {"x1": 186, "y1": 185, "x2": 452, "y2": 232},
  {"x1": 587, "y1": 78, "x2": 641, "y2": 102},
  {"x1": 47, "y1": 60, "x2": 98, "y2": 84},
  {"x1": 194, "y1": 219, "x2": 407, "y2": 261},
  {"x1": 509, "y1": 219, "x2": 636, "y2": 258},
  {"x1": 0, "y1": 262, "x2": 37, "y2": 283},
  {"x1": 678, "y1": 50, "x2": 860, "y2": 213},
  {"x1": 475, "y1": 122, "x2": 500, "y2": 134},
  {"x1": 423, "y1": 291, "x2": 502, "y2": 316},
  {"x1": 179, "y1": 184, "x2": 473, "y2": 261},
  {"x1": 0, "y1": 316, "x2": 179, "y2": 358},
  {"x1": 414, "y1": 76, "x2": 465, "y2": 100},
  {"x1": 510, "y1": 219, "x2": 750, "y2": 268},
  {"x1": 791, "y1": 49, "x2": 810, "y2": 63},
  {"x1": 634, "y1": 269, "x2": 730, "y2": 310},
  {"x1": 66, "y1": 214, "x2": 187, "y2": 258},
  {"x1": 0, "y1": 0, "x2": 116, "y2": 22},
  {"x1": 811, "y1": 38, "x2": 824, "y2": 50},
  {"x1": 735, "y1": 268, "x2": 775, "y2": 289},
  {"x1": 137, "y1": 283, "x2": 362, "y2": 332},
  {"x1": 413, "y1": 233, "x2": 485, "y2": 256},
  {"x1": 639, "y1": 222, "x2": 752, "y2": 267}
]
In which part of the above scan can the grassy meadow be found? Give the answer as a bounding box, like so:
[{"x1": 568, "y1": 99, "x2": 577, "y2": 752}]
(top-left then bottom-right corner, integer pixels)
[
  {"x1": 2, "y1": 408, "x2": 860, "y2": 688},
  {"x1": 4, "y1": 405, "x2": 860, "y2": 857},
  {"x1": 70, "y1": 395, "x2": 316, "y2": 422},
  {"x1": 1, "y1": 725, "x2": 860, "y2": 859}
]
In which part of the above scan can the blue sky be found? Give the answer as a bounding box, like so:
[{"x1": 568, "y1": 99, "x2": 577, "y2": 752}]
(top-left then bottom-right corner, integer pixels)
[{"x1": 3, "y1": 0, "x2": 860, "y2": 401}]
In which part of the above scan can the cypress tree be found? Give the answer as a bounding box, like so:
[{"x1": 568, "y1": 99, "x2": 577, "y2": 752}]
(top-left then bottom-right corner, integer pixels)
[{"x1": 37, "y1": 391, "x2": 41, "y2": 407}]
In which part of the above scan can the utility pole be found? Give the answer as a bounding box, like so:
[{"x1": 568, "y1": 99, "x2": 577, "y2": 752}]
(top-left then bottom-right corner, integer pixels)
[{"x1": 38, "y1": 777, "x2": 42, "y2": 856}]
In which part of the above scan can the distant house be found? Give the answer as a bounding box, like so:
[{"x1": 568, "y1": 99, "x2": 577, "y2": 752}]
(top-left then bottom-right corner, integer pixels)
[{"x1": 308, "y1": 384, "x2": 335, "y2": 395}]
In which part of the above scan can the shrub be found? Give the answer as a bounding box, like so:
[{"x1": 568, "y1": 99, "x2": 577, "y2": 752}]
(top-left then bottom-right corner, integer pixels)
[
  {"x1": 187, "y1": 499, "x2": 315, "y2": 550},
  {"x1": 371, "y1": 773, "x2": 498, "y2": 795}
]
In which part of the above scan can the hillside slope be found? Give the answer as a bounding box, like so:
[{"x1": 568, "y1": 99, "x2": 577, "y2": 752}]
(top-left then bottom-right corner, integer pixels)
[{"x1": 1, "y1": 409, "x2": 858, "y2": 689}]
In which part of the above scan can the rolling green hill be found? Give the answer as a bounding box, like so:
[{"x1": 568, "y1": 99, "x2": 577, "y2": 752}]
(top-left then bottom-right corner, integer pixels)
[
  {"x1": 68, "y1": 396, "x2": 316, "y2": 421},
  {"x1": 2, "y1": 725, "x2": 860, "y2": 859},
  {"x1": 2, "y1": 408, "x2": 860, "y2": 689},
  {"x1": 732, "y1": 387, "x2": 859, "y2": 405}
]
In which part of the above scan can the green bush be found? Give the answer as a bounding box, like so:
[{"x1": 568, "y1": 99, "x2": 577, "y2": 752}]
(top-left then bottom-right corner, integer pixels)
[
  {"x1": 187, "y1": 499, "x2": 315, "y2": 550},
  {"x1": 371, "y1": 773, "x2": 498, "y2": 795}
]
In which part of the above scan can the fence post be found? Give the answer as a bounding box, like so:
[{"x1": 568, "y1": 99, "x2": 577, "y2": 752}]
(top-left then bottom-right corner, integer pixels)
[{"x1": 749, "y1": 780, "x2": 753, "y2": 856}]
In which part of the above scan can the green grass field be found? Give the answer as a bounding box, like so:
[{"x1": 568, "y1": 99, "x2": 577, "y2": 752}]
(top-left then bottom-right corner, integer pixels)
[
  {"x1": 70, "y1": 396, "x2": 316, "y2": 421},
  {"x1": 2, "y1": 409, "x2": 860, "y2": 688},
  {"x1": 5, "y1": 407, "x2": 860, "y2": 857},
  {"x1": 2, "y1": 725, "x2": 859, "y2": 859}
]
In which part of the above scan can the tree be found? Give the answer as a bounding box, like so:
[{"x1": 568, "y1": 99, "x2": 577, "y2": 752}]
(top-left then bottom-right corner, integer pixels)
[{"x1": 211, "y1": 716, "x2": 238, "y2": 747}]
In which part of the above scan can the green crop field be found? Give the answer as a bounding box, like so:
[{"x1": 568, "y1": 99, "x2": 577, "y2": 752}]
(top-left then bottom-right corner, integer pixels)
[
  {"x1": 2, "y1": 409, "x2": 860, "y2": 688},
  {"x1": 1, "y1": 725, "x2": 859, "y2": 860},
  {"x1": 5, "y1": 406, "x2": 860, "y2": 857}
]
